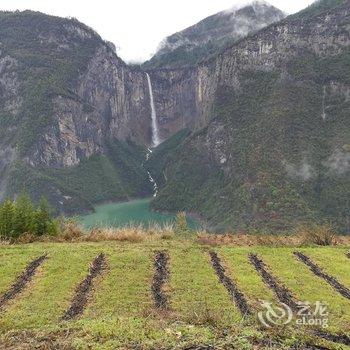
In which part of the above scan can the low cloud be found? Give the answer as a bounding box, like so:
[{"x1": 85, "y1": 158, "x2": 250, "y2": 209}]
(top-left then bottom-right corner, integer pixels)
[
  {"x1": 224, "y1": 0, "x2": 271, "y2": 14},
  {"x1": 325, "y1": 149, "x2": 350, "y2": 175},
  {"x1": 284, "y1": 158, "x2": 314, "y2": 181}
]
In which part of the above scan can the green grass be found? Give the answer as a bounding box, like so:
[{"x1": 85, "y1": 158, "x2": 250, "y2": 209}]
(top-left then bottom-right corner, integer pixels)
[
  {"x1": 258, "y1": 247, "x2": 350, "y2": 332},
  {"x1": 0, "y1": 241, "x2": 350, "y2": 349},
  {"x1": 0, "y1": 244, "x2": 98, "y2": 330},
  {"x1": 83, "y1": 246, "x2": 153, "y2": 318},
  {"x1": 220, "y1": 247, "x2": 276, "y2": 309},
  {"x1": 169, "y1": 245, "x2": 241, "y2": 326},
  {"x1": 305, "y1": 248, "x2": 350, "y2": 288},
  {"x1": 0, "y1": 247, "x2": 39, "y2": 295}
]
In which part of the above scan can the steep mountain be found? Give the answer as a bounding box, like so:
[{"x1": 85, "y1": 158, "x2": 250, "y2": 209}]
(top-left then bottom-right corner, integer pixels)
[
  {"x1": 0, "y1": 1, "x2": 349, "y2": 234},
  {"x1": 143, "y1": 3, "x2": 286, "y2": 142},
  {"x1": 151, "y1": 0, "x2": 350, "y2": 233},
  {"x1": 0, "y1": 11, "x2": 154, "y2": 213},
  {"x1": 143, "y1": 1, "x2": 285, "y2": 69}
]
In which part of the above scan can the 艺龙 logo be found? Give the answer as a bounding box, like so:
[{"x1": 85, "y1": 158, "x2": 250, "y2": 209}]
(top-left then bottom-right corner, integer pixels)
[
  {"x1": 258, "y1": 301, "x2": 293, "y2": 327},
  {"x1": 258, "y1": 300, "x2": 329, "y2": 328}
]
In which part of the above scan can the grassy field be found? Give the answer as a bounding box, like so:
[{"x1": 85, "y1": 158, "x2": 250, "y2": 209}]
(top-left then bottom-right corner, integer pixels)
[{"x1": 0, "y1": 240, "x2": 350, "y2": 349}]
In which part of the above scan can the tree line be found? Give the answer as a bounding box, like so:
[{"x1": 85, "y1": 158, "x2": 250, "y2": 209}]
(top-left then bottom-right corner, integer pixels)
[{"x1": 0, "y1": 194, "x2": 58, "y2": 239}]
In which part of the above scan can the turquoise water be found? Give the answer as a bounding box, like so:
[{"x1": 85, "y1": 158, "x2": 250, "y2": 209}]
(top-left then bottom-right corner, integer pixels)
[{"x1": 79, "y1": 198, "x2": 199, "y2": 229}]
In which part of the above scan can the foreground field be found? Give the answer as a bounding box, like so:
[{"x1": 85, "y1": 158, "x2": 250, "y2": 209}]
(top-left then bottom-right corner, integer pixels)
[{"x1": 0, "y1": 240, "x2": 350, "y2": 349}]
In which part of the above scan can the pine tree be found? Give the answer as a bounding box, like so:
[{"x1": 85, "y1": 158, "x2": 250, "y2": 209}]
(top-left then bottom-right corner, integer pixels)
[
  {"x1": 33, "y1": 197, "x2": 58, "y2": 236},
  {"x1": 13, "y1": 193, "x2": 35, "y2": 237},
  {"x1": 0, "y1": 200, "x2": 15, "y2": 238},
  {"x1": 0, "y1": 195, "x2": 58, "y2": 239}
]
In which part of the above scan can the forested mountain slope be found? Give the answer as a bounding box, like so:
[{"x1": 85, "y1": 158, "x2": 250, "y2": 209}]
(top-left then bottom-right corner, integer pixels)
[
  {"x1": 0, "y1": 11, "x2": 154, "y2": 213},
  {"x1": 152, "y1": 0, "x2": 350, "y2": 233}
]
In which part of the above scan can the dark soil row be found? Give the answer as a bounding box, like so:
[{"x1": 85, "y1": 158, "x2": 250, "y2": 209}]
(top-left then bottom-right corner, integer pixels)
[
  {"x1": 249, "y1": 253, "x2": 299, "y2": 311},
  {"x1": 0, "y1": 255, "x2": 47, "y2": 310},
  {"x1": 183, "y1": 346, "x2": 214, "y2": 350},
  {"x1": 301, "y1": 346, "x2": 331, "y2": 350},
  {"x1": 313, "y1": 329, "x2": 350, "y2": 346},
  {"x1": 62, "y1": 253, "x2": 107, "y2": 320},
  {"x1": 152, "y1": 251, "x2": 170, "y2": 309},
  {"x1": 209, "y1": 251, "x2": 251, "y2": 316},
  {"x1": 294, "y1": 252, "x2": 350, "y2": 300}
]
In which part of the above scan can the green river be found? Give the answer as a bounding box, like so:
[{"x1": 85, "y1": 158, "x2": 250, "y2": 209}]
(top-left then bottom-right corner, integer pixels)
[{"x1": 79, "y1": 198, "x2": 199, "y2": 229}]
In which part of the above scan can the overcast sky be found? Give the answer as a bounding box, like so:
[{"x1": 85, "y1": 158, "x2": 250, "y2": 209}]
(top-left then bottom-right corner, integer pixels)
[{"x1": 1, "y1": 0, "x2": 315, "y2": 63}]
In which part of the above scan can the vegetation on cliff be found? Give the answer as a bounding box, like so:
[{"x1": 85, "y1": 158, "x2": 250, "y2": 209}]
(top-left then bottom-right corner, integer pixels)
[
  {"x1": 145, "y1": 128, "x2": 191, "y2": 188},
  {"x1": 7, "y1": 140, "x2": 153, "y2": 215},
  {"x1": 294, "y1": 0, "x2": 347, "y2": 18},
  {"x1": 152, "y1": 1, "x2": 350, "y2": 233},
  {"x1": 0, "y1": 11, "x2": 102, "y2": 154}
]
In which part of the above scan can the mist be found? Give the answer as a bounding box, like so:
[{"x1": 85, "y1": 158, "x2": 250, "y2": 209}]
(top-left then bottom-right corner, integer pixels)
[
  {"x1": 325, "y1": 150, "x2": 350, "y2": 175},
  {"x1": 284, "y1": 159, "x2": 314, "y2": 181},
  {"x1": 0, "y1": 0, "x2": 315, "y2": 63}
]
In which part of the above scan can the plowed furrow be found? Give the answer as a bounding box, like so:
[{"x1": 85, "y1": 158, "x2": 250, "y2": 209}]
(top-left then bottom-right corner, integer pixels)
[
  {"x1": 0, "y1": 255, "x2": 47, "y2": 311},
  {"x1": 209, "y1": 251, "x2": 251, "y2": 316},
  {"x1": 152, "y1": 251, "x2": 169, "y2": 309},
  {"x1": 249, "y1": 253, "x2": 299, "y2": 311},
  {"x1": 313, "y1": 330, "x2": 350, "y2": 346},
  {"x1": 62, "y1": 253, "x2": 107, "y2": 320},
  {"x1": 294, "y1": 252, "x2": 350, "y2": 300}
]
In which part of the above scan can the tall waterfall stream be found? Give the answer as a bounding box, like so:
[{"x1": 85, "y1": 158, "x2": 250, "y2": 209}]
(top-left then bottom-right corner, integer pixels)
[{"x1": 144, "y1": 73, "x2": 160, "y2": 197}]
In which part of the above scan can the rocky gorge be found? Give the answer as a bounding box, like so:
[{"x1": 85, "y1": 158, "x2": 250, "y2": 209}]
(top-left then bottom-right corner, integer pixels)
[{"x1": 0, "y1": 0, "x2": 349, "y2": 232}]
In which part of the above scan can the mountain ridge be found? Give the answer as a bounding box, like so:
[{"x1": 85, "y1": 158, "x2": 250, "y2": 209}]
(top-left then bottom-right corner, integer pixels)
[
  {"x1": 0, "y1": 10, "x2": 155, "y2": 213},
  {"x1": 143, "y1": 1, "x2": 286, "y2": 69},
  {"x1": 150, "y1": 0, "x2": 350, "y2": 233},
  {"x1": 0, "y1": 1, "x2": 348, "y2": 233}
]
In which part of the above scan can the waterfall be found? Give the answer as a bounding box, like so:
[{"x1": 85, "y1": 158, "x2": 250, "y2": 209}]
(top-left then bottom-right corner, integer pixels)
[
  {"x1": 143, "y1": 74, "x2": 160, "y2": 197},
  {"x1": 321, "y1": 86, "x2": 327, "y2": 121},
  {"x1": 146, "y1": 73, "x2": 161, "y2": 147},
  {"x1": 143, "y1": 148, "x2": 158, "y2": 197}
]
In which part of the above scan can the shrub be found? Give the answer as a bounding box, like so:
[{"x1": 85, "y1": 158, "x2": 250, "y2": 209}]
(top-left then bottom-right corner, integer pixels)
[
  {"x1": 174, "y1": 212, "x2": 189, "y2": 235},
  {"x1": 295, "y1": 223, "x2": 337, "y2": 246},
  {"x1": 59, "y1": 219, "x2": 85, "y2": 241}
]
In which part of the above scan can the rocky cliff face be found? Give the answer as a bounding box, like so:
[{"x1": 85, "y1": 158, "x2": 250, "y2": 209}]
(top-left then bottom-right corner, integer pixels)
[
  {"x1": 152, "y1": 0, "x2": 350, "y2": 232},
  {"x1": 28, "y1": 45, "x2": 152, "y2": 168},
  {"x1": 0, "y1": 4, "x2": 290, "y2": 212},
  {"x1": 1, "y1": 1, "x2": 349, "y2": 232},
  {"x1": 148, "y1": 66, "x2": 218, "y2": 141},
  {"x1": 147, "y1": 68, "x2": 198, "y2": 141},
  {"x1": 149, "y1": 0, "x2": 350, "y2": 140},
  {"x1": 0, "y1": 11, "x2": 154, "y2": 211},
  {"x1": 146, "y1": 1, "x2": 286, "y2": 139}
]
